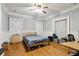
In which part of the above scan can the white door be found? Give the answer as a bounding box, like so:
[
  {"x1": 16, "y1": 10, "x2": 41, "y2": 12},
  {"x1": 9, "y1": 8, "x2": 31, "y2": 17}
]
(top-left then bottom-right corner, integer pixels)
[
  {"x1": 10, "y1": 18, "x2": 22, "y2": 34},
  {"x1": 55, "y1": 19, "x2": 67, "y2": 38}
]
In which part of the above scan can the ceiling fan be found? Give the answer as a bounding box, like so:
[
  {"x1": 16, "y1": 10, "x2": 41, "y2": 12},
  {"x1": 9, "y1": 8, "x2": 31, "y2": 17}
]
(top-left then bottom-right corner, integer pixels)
[{"x1": 29, "y1": 4, "x2": 48, "y2": 14}]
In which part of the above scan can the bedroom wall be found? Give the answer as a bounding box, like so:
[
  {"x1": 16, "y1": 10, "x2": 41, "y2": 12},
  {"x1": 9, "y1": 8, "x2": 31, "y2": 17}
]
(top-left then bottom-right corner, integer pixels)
[
  {"x1": 22, "y1": 16, "x2": 44, "y2": 34},
  {"x1": 44, "y1": 19, "x2": 53, "y2": 31},
  {"x1": 0, "y1": 4, "x2": 1, "y2": 48},
  {"x1": 35, "y1": 19, "x2": 43, "y2": 35},
  {"x1": 45, "y1": 7, "x2": 79, "y2": 40},
  {"x1": 0, "y1": 7, "x2": 44, "y2": 48},
  {"x1": 43, "y1": 19, "x2": 53, "y2": 36},
  {"x1": 22, "y1": 16, "x2": 36, "y2": 32},
  {"x1": 0, "y1": 4, "x2": 1, "y2": 32},
  {"x1": 10, "y1": 15, "x2": 36, "y2": 33},
  {"x1": 1, "y1": 4, "x2": 9, "y2": 32},
  {"x1": 0, "y1": 4, "x2": 10, "y2": 48},
  {"x1": 54, "y1": 7, "x2": 79, "y2": 40},
  {"x1": 9, "y1": 13, "x2": 44, "y2": 35}
]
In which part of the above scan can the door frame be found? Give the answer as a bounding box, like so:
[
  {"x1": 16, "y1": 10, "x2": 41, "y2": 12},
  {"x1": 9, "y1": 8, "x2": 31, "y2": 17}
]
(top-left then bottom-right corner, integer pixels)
[{"x1": 53, "y1": 16, "x2": 70, "y2": 36}]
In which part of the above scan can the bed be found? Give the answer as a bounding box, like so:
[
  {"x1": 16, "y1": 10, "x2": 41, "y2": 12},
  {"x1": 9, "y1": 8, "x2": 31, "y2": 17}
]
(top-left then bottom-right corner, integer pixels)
[{"x1": 22, "y1": 32, "x2": 50, "y2": 51}]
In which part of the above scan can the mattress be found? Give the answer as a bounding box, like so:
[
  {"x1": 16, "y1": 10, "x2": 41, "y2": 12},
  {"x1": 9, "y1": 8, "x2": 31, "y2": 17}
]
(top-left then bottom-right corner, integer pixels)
[{"x1": 23, "y1": 35, "x2": 48, "y2": 47}]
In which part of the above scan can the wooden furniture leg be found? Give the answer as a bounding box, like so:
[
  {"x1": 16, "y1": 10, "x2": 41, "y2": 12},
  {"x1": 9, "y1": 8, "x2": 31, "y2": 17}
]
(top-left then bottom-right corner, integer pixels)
[{"x1": 27, "y1": 46, "x2": 30, "y2": 52}]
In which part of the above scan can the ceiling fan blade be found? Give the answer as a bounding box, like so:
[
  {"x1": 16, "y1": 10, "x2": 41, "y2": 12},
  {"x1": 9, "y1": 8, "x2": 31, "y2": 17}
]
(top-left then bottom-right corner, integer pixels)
[
  {"x1": 29, "y1": 8, "x2": 36, "y2": 11},
  {"x1": 43, "y1": 6, "x2": 48, "y2": 9},
  {"x1": 37, "y1": 5, "x2": 41, "y2": 8},
  {"x1": 28, "y1": 7, "x2": 36, "y2": 11},
  {"x1": 42, "y1": 10, "x2": 47, "y2": 14},
  {"x1": 33, "y1": 4, "x2": 42, "y2": 8},
  {"x1": 34, "y1": 4, "x2": 37, "y2": 6}
]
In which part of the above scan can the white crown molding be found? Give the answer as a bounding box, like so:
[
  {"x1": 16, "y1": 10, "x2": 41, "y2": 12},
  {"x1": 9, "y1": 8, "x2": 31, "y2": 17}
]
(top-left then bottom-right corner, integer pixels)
[
  {"x1": 4, "y1": 3, "x2": 79, "y2": 20},
  {"x1": 2, "y1": 4, "x2": 9, "y2": 14},
  {"x1": 8, "y1": 12, "x2": 46, "y2": 20},
  {"x1": 8, "y1": 12, "x2": 34, "y2": 19},
  {"x1": 2, "y1": 4, "x2": 34, "y2": 19},
  {"x1": 45, "y1": 4, "x2": 79, "y2": 19},
  {"x1": 46, "y1": 15, "x2": 54, "y2": 19},
  {"x1": 60, "y1": 4, "x2": 79, "y2": 14}
]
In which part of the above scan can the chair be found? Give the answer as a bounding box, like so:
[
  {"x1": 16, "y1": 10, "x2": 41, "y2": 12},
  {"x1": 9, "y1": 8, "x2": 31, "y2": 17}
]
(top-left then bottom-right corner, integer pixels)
[
  {"x1": 67, "y1": 34, "x2": 77, "y2": 55},
  {"x1": 60, "y1": 37, "x2": 68, "y2": 43},
  {"x1": 10, "y1": 34, "x2": 22, "y2": 44},
  {"x1": 53, "y1": 34, "x2": 58, "y2": 38},
  {"x1": 10, "y1": 34, "x2": 22, "y2": 50},
  {"x1": 48, "y1": 33, "x2": 59, "y2": 43},
  {"x1": 68, "y1": 34, "x2": 75, "y2": 41},
  {"x1": 48, "y1": 36, "x2": 53, "y2": 41},
  {"x1": 0, "y1": 48, "x2": 4, "y2": 55},
  {"x1": 73, "y1": 51, "x2": 79, "y2": 56},
  {"x1": 2, "y1": 42, "x2": 9, "y2": 50},
  {"x1": 53, "y1": 34, "x2": 59, "y2": 43},
  {"x1": 0, "y1": 42, "x2": 9, "y2": 56}
]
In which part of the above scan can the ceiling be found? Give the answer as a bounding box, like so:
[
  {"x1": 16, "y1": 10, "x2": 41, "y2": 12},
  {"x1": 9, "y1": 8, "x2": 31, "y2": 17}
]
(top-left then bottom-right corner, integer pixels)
[{"x1": 4, "y1": 3, "x2": 77, "y2": 18}]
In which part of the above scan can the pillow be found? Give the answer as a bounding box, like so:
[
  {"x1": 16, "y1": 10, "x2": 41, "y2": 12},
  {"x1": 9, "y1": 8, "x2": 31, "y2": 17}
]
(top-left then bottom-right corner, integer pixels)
[
  {"x1": 22, "y1": 32, "x2": 37, "y2": 36},
  {"x1": 32, "y1": 34, "x2": 37, "y2": 36}
]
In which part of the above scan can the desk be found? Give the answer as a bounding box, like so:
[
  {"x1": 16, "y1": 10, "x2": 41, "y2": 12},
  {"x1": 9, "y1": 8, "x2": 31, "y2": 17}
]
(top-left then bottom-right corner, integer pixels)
[{"x1": 61, "y1": 41, "x2": 79, "y2": 51}]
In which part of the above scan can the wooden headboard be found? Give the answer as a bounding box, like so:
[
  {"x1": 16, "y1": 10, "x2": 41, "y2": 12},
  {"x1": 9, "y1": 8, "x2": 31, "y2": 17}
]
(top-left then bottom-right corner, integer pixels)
[{"x1": 22, "y1": 32, "x2": 37, "y2": 36}]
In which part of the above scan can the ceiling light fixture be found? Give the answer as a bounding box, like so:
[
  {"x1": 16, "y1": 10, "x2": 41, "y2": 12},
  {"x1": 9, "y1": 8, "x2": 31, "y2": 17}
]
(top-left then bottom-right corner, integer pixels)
[
  {"x1": 34, "y1": 9, "x2": 42, "y2": 13},
  {"x1": 29, "y1": 3, "x2": 48, "y2": 14}
]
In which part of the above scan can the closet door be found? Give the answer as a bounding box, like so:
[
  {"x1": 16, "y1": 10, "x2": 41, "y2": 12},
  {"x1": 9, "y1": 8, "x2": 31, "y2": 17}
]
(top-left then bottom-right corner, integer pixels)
[
  {"x1": 10, "y1": 17, "x2": 22, "y2": 34},
  {"x1": 55, "y1": 19, "x2": 67, "y2": 38}
]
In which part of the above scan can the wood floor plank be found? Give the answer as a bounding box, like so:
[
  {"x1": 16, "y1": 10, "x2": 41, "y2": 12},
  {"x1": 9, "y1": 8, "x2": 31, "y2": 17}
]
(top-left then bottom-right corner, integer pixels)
[{"x1": 4, "y1": 42, "x2": 71, "y2": 56}]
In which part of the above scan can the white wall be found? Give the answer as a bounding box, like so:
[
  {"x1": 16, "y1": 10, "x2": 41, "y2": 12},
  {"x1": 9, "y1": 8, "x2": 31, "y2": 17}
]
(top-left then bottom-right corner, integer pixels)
[
  {"x1": 0, "y1": 9, "x2": 44, "y2": 48},
  {"x1": 0, "y1": 4, "x2": 2, "y2": 48},
  {"x1": 0, "y1": 4, "x2": 44, "y2": 48},
  {"x1": 9, "y1": 15, "x2": 36, "y2": 32},
  {"x1": 9, "y1": 17, "x2": 23, "y2": 35},
  {"x1": 54, "y1": 7, "x2": 79, "y2": 39},
  {"x1": 44, "y1": 6, "x2": 79, "y2": 39},
  {"x1": 9, "y1": 13, "x2": 44, "y2": 35},
  {"x1": 0, "y1": 4, "x2": 10, "y2": 48},
  {"x1": 43, "y1": 18, "x2": 53, "y2": 36},
  {"x1": 44, "y1": 20, "x2": 53, "y2": 31},
  {"x1": 35, "y1": 20, "x2": 43, "y2": 35},
  {"x1": 1, "y1": 4, "x2": 9, "y2": 32},
  {"x1": 22, "y1": 17, "x2": 36, "y2": 32},
  {"x1": 50, "y1": 7, "x2": 79, "y2": 40}
]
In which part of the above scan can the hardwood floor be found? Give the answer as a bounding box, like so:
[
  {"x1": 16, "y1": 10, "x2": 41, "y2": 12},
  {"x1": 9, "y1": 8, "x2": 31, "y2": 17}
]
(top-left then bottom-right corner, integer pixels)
[{"x1": 4, "y1": 42, "x2": 71, "y2": 56}]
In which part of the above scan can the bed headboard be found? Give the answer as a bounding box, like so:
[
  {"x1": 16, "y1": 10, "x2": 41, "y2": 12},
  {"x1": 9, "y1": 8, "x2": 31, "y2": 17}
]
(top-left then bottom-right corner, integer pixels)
[{"x1": 22, "y1": 32, "x2": 37, "y2": 36}]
